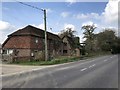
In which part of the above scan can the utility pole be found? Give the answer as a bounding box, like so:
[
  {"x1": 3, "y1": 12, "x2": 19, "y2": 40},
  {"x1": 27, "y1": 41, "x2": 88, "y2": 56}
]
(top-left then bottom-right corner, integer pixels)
[
  {"x1": 16, "y1": 1, "x2": 48, "y2": 61},
  {"x1": 43, "y1": 9, "x2": 48, "y2": 61}
]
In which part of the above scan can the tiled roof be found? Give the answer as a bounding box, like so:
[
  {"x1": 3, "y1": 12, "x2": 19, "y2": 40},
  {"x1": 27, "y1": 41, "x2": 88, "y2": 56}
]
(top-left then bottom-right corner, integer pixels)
[{"x1": 9, "y1": 25, "x2": 62, "y2": 41}]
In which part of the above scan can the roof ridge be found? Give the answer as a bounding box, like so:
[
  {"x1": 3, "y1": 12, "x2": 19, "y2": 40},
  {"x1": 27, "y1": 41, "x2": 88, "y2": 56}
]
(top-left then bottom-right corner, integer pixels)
[{"x1": 8, "y1": 25, "x2": 62, "y2": 41}]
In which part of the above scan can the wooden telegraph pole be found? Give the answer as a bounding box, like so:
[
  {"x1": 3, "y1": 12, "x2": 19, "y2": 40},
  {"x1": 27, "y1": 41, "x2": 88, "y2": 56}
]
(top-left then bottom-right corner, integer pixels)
[{"x1": 43, "y1": 9, "x2": 48, "y2": 61}]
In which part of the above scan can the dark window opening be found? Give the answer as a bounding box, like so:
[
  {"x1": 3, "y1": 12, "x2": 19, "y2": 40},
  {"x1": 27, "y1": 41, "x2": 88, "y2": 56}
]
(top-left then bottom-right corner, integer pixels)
[
  {"x1": 59, "y1": 50, "x2": 61, "y2": 52},
  {"x1": 63, "y1": 50, "x2": 67, "y2": 53},
  {"x1": 3, "y1": 50, "x2": 7, "y2": 54},
  {"x1": 64, "y1": 43, "x2": 67, "y2": 46}
]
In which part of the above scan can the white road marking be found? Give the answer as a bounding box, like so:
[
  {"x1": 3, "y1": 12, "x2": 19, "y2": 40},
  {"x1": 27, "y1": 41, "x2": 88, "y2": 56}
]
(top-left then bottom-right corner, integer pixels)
[
  {"x1": 58, "y1": 67, "x2": 71, "y2": 71},
  {"x1": 89, "y1": 64, "x2": 96, "y2": 68},
  {"x1": 1, "y1": 70, "x2": 32, "y2": 77},
  {"x1": 1, "y1": 67, "x2": 47, "y2": 77},
  {"x1": 32, "y1": 68, "x2": 45, "y2": 71},
  {"x1": 56, "y1": 59, "x2": 97, "y2": 71},
  {"x1": 2, "y1": 56, "x2": 112, "y2": 77},
  {"x1": 104, "y1": 59, "x2": 108, "y2": 62},
  {"x1": 81, "y1": 68, "x2": 87, "y2": 71}
]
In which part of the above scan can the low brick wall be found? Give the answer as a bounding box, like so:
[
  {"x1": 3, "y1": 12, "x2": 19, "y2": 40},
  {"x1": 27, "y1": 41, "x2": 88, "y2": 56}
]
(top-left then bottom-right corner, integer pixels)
[
  {"x1": 1, "y1": 54, "x2": 13, "y2": 63},
  {"x1": 1, "y1": 54, "x2": 32, "y2": 63}
]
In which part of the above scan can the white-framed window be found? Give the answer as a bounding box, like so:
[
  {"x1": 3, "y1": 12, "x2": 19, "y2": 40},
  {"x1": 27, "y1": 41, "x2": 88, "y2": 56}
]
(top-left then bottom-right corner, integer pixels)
[
  {"x1": 3, "y1": 49, "x2": 13, "y2": 54},
  {"x1": 31, "y1": 52, "x2": 34, "y2": 57},
  {"x1": 35, "y1": 38, "x2": 38, "y2": 43},
  {"x1": 8, "y1": 49, "x2": 13, "y2": 54}
]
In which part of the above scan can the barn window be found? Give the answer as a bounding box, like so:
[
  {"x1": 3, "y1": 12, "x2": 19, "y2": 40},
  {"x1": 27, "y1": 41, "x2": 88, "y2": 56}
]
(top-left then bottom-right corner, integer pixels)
[
  {"x1": 3, "y1": 50, "x2": 7, "y2": 54},
  {"x1": 64, "y1": 43, "x2": 67, "y2": 46},
  {"x1": 63, "y1": 50, "x2": 67, "y2": 53},
  {"x1": 8, "y1": 49, "x2": 13, "y2": 54},
  {"x1": 35, "y1": 38, "x2": 38, "y2": 43},
  {"x1": 31, "y1": 52, "x2": 34, "y2": 57}
]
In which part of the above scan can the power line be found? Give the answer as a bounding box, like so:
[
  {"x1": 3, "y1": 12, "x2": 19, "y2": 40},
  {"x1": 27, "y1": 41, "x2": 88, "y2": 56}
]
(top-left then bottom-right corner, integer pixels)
[
  {"x1": 15, "y1": 0, "x2": 44, "y2": 11},
  {"x1": 15, "y1": 0, "x2": 48, "y2": 61}
]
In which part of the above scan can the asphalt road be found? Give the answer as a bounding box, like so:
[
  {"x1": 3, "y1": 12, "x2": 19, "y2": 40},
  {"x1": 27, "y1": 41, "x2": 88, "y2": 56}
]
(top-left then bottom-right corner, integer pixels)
[{"x1": 2, "y1": 55, "x2": 119, "y2": 88}]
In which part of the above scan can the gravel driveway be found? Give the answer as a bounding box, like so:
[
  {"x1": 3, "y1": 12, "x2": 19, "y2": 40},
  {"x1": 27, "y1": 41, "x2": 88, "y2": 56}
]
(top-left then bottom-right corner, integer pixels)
[{"x1": 0, "y1": 54, "x2": 49, "y2": 75}]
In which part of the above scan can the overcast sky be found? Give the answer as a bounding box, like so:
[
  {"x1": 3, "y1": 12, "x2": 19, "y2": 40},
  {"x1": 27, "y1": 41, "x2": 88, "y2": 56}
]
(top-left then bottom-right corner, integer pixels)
[{"x1": 0, "y1": 0, "x2": 119, "y2": 44}]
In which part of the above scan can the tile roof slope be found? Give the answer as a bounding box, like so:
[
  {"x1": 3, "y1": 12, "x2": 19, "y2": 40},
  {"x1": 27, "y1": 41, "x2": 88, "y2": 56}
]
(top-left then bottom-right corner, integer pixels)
[{"x1": 8, "y1": 25, "x2": 62, "y2": 41}]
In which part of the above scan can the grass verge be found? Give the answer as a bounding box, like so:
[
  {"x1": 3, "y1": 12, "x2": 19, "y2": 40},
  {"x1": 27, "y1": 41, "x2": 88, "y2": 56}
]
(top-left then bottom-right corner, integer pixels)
[
  {"x1": 11, "y1": 51, "x2": 111, "y2": 66},
  {"x1": 11, "y1": 56, "x2": 82, "y2": 66}
]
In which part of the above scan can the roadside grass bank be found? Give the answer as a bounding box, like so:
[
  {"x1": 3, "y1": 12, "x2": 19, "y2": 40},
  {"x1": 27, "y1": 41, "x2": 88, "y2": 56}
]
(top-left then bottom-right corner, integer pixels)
[
  {"x1": 10, "y1": 51, "x2": 112, "y2": 66},
  {"x1": 11, "y1": 56, "x2": 81, "y2": 65},
  {"x1": 83, "y1": 51, "x2": 111, "y2": 58}
]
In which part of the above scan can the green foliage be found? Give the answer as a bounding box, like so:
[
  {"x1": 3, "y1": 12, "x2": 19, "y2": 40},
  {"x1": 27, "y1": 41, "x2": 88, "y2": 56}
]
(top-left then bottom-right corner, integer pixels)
[
  {"x1": 82, "y1": 24, "x2": 97, "y2": 53},
  {"x1": 59, "y1": 27, "x2": 81, "y2": 49},
  {"x1": 82, "y1": 26, "x2": 120, "y2": 54},
  {"x1": 94, "y1": 29, "x2": 118, "y2": 52},
  {"x1": 111, "y1": 37, "x2": 120, "y2": 54},
  {"x1": 11, "y1": 51, "x2": 111, "y2": 66},
  {"x1": 82, "y1": 24, "x2": 96, "y2": 40},
  {"x1": 11, "y1": 56, "x2": 81, "y2": 65},
  {"x1": 59, "y1": 27, "x2": 76, "y2": 38}
]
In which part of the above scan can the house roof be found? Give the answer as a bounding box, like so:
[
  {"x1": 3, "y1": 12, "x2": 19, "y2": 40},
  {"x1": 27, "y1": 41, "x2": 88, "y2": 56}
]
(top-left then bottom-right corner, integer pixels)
[
  {"x1": 8, "y1": 25, "x2": 62, "y2": 41},
  {"x1": 62, "y1": 36, "x2": 76, "y2": 48},
  {"x1": 62, "y1": 36, "x2": 81, "y2": 49},
  {"x1": 2, "y1": 25, "x2": 62, "y2": 48}
]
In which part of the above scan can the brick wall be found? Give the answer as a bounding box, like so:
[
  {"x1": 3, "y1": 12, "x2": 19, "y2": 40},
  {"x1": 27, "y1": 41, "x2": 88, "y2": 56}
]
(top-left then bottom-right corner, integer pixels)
[
  {"x1": 17, "y1": 49, "x2": 31, "y2": 57},
  {"x1": 3, "y1": 36, "x2": 31, "y2": 49},
  {"x1": 30, "y1": 36, "x2": 43, "y2": 49},
  {"x1": 63, "y1": 37, "x2": 72, "y2": 56},
  {"x1": 3, "y1": 35, "x2": 63, "y2": 61}
]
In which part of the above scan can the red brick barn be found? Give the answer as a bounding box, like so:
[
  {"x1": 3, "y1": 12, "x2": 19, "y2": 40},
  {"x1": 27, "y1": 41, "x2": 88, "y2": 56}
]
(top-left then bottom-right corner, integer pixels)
[{"x1": 2, "y1": 25, "x2": 63, "y2": 61}]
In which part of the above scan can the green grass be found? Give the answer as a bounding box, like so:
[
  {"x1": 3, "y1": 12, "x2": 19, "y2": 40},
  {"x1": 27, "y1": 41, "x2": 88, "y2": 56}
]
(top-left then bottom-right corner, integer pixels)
[
  {"x1": 10, "y1": 51, "x2": 111, "y2": 66},
  {"x1": 11, "y1": 56, "x2": 82, "y2": 66}
]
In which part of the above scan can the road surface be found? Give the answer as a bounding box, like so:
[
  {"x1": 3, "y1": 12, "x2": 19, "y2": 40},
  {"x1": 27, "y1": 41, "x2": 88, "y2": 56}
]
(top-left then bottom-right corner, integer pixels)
[{"x1": 2, "y1": 55, "x2": 119, "y2": 88}]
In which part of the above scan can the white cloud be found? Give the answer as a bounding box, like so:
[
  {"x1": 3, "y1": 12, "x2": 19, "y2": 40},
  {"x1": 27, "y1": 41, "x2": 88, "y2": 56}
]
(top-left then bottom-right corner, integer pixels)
[
  {"x1": 64, "y1": 23, "x2": 75, "y2": 31},
  {"x1": 75, "y1": 13, "x2": 101, "y2": 20},
  {"x1": 82, "y1": 21, "x2": 97, "y2": 27},
  {"x1": 0, "y1": 21, "x2": 13, "y2": 31},
  {"x1": 90, "y1": 13, "x2": 101, "y2": 19},
  {"x1": 31, "y1": 23, "x2": 54, "y2": 33},
  {"x1": 0, "y1": 21, "x2": 16, "y2": 44},
  {"x1": 61, "y1": 12, "x2": 70, "y2": 18},
  {"x1": 37, "y1": 24, "x2": 44, "y2": 30},
  {"x1": 76, "y1": 13, "x2": 88, "y2": 19},
  {"x1": 66, "y1": 0, "x2": 77, "y2": 4},
  {"x1": 102, "y1": 0, "x2": 119, "y2": 24},
  {"x1": 31, "y1": 23, "x2": 44, "y2": 30},
  {"x1": 46, "y1": 8, "x2": 52, "y2": 14}
]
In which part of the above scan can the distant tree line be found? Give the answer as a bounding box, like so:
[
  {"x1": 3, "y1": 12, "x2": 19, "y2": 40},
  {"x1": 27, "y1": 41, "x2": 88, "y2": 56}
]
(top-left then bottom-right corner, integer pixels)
[
  {"x1": 82, "y1": 24, "x2": 120, "y2": 54},
  {"x1": 59, "y1": 24, "x2": 120, "y2": 55}
]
